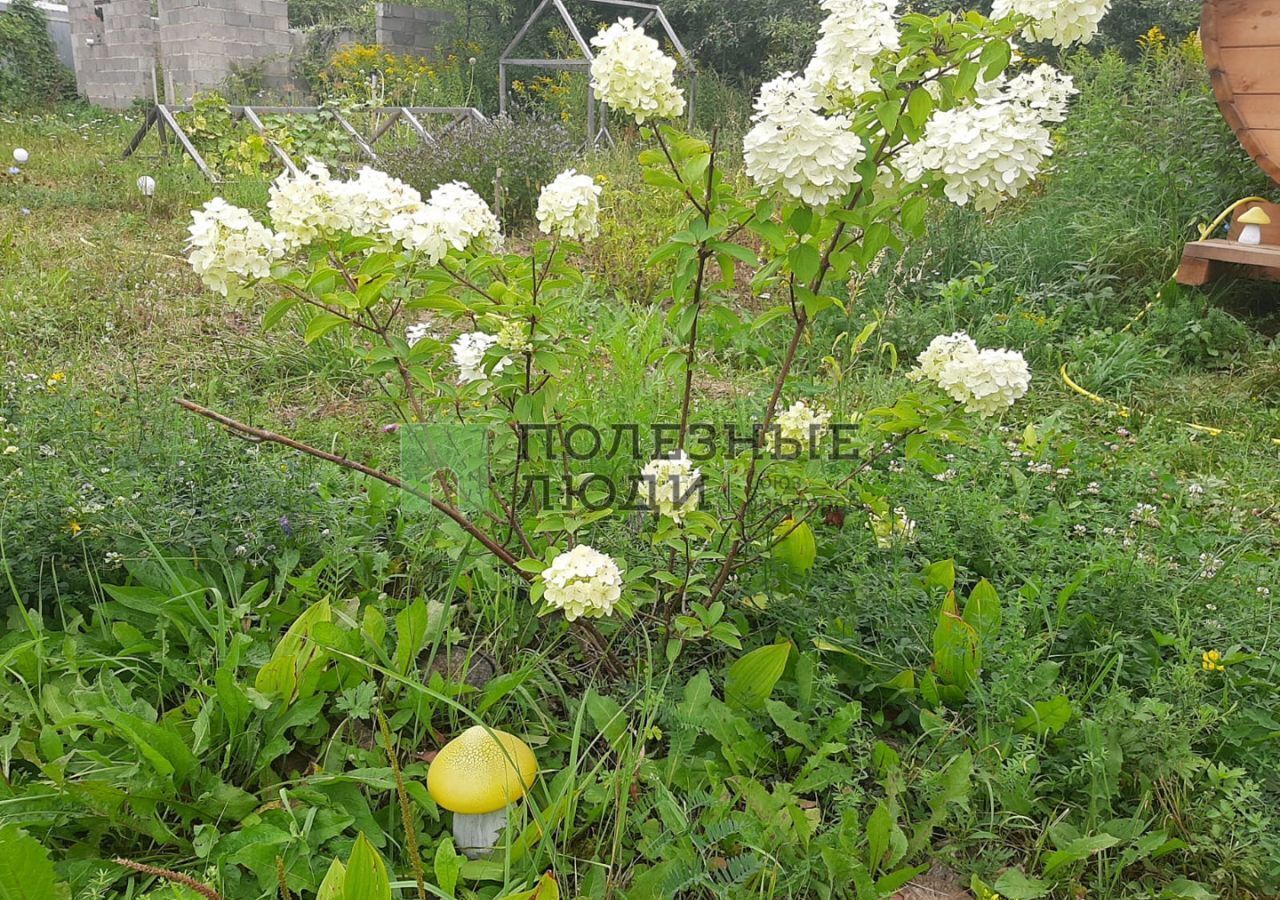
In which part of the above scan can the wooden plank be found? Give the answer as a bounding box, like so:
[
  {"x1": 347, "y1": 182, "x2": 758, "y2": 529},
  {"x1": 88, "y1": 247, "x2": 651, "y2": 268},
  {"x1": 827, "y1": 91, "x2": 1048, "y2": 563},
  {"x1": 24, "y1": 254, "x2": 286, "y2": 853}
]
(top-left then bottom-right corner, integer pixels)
[
  {"x1": 1233, "y1": 94, "x2": 1280, "y2": 119},
  {"x1": 231, "y1": 105, "x2": 321, "y2": 114},
  {"x1": 400, "y1": 109, "x2": 438, "y2": 146},
  {"x1": 1181, "y1": 239, "x2": 1280, "y2": 266},
  {"x1": 502, "y1": 57, "x2": 591, "y2": 67},
  {"x1": 122, "y1": 105, "x2": 158, "y2": 159},
  {"x1": 1212, "y1": 0, "x2": 1280, "y2": 46},
  {"x1": 155, "y1": 104, "x2": 217, "y2": 182},
  {"x1": 1176, "y1": 253, "x2": 1216, "y2": 286},
  {"x1": 367, "y1": 107, "x2": 403, "y2": 146},
  {"x1": 1216, "y1": 47, "x2": 1280, "y2": 95},
  {"x1": 331, "y1": 109, "x2": 378, "y2": 161},
  {"x1": 1248, "y1": 128, "x2": 1280, "y2": 170},
  {"x1": 241, "y1": 106, "x2": 301, "y2": 176}
]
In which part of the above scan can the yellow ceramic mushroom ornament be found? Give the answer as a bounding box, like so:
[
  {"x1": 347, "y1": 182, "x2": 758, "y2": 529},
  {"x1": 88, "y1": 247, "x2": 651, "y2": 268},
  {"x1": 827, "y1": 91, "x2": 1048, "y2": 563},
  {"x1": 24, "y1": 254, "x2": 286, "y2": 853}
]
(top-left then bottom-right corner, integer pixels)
[
  {"x1": 1237, "y1": 206, "x2": 1271, "y2": 246},
  {"x1": 426, "y1": 725, "x2": 538, "y2": 858}
]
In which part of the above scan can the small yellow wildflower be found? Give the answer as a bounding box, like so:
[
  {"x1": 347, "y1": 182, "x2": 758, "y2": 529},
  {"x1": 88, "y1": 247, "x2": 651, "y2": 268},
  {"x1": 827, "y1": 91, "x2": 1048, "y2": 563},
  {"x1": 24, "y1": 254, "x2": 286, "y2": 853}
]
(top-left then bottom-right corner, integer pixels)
[
  {"x1": 47, "y1": 371, "x2": 66, "y2": 388},
  {"x1": 69, "y1": 520, "x2": 82, "y2": 536},
  {"x1": 1201, "y1": 650, "x2": 1225, "y2": 672},
  {"x1": 1138, "y1": 25, "x2": 1167, "y2": 54}
]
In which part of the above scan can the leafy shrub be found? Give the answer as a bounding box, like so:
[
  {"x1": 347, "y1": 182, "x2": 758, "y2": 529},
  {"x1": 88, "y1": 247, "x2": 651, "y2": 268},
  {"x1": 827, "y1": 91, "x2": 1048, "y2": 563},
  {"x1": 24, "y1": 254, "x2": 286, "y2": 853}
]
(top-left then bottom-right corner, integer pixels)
[
  {"x1": 876, "y1": 34, "x2": 1273, "y2": 318},
  {"x1": 177, "y1": 92, "x2": 354, "y2": 176},
  {"x1": 381, "y1": 116, "x2": 577, "y2": 224},
  {"x1": 0, "y1": 0, "x2": 75, "y2": 108}
]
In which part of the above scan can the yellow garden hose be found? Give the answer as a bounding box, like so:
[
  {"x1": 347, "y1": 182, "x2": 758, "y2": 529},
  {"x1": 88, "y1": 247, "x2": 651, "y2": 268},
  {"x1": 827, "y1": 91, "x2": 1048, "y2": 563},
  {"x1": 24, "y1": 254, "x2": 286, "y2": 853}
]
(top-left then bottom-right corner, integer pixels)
[{"x1": 1058, "y1": 198, "x2": 1280, "y2": 448}]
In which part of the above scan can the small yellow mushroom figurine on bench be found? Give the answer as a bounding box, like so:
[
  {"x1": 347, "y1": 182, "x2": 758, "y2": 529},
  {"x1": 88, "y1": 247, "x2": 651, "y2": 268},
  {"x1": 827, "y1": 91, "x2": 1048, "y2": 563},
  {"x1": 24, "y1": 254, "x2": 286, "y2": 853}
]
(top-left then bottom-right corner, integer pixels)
[{"x1": 1177, "y1": 201, "x2": 1280, "y2": 286}]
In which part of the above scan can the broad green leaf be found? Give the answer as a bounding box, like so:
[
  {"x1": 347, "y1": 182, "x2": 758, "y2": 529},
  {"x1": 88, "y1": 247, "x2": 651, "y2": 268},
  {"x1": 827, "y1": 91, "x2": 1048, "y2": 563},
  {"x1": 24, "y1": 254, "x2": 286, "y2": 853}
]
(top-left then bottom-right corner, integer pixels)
[
  {"x1": 0, "y1": 825, "x2": 65, "y2": 900},
  {"x1": 866, "y1": 801, "x2": 892, "y2": 873},
  {"x1": 344, "y1": 833, "x2": 391, "y2": 900},
  {"x1": 1041, "y1": 833, "x2": 1121, "y2": 876},
  {"x1": 316, "y1": 858, "x2": 346, "y2": 900},
  {"x1": 789, "y1": 243, "x2": 821, "y2": 282},
  {"x1": 255, "y1": 599, "x2": 332, "y2": 703},
  {"x1": 992, "y1": 868, "x2": 1051, "y2": 900},
  {"x1": 725, "y1": 641, "x2": 792, "y2": 710},
  {"x1": 304, "y1": 311, "x2": 348, "y2": 344},
  {"x1": 434, "y1": 837, "x2": 463, "y2": 898},
  {"x1": 1014, "y1": 695, "x2": 1073, "y2": 735},
  {"x1": 963, "y1": 578, "x2": 1002, "y2": 641},
  {"x1": 393, "y1": 599, "x2": 429, "y2": 676},
  {"x1": 503, "y1": 872, "x2": 560, "y2": 900}
]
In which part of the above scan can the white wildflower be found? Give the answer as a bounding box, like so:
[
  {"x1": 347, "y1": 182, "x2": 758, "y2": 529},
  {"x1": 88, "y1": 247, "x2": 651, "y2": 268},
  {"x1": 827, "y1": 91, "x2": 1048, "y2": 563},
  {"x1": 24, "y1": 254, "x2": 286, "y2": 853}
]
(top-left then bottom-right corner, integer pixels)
[
  {"x1": 1129, "y1": 503, "x2": 1160, "y2": 527},
  {"x1": 187, "y1": 198, "x2": 284, "y2": 297},
  {"x1": 536, "y1": 169, "x2": 602, "y2": 240},
  {"x1": 388, "y1": 201, "x2": 451, "y2": 263},
  {"x1": 743, "y1": 73, "x2": 866, "y2": 209},
  {"x1": 590, "y1": 18, "x2": 686, "y2": 124},
  {"x1": 639, "y1": 450, "x2": 702, "y2": 523},
  {"x1": 540, "y1": 544, "x2": 623, "y2": 621},
  {"x1": 428, "y1": 181, "x2": 503, "y2": 254},
  {"x1": 495, "y1": 318, "x2": 532, "y2": 353}
]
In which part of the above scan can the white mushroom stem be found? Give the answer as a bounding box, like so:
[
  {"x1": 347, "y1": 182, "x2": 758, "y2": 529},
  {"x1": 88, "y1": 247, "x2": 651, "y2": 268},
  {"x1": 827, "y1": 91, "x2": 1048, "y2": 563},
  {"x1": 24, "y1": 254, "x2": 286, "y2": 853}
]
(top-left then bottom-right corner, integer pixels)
[{"x1": 453, "y1": 807, "x2": 508, "y2": 859}]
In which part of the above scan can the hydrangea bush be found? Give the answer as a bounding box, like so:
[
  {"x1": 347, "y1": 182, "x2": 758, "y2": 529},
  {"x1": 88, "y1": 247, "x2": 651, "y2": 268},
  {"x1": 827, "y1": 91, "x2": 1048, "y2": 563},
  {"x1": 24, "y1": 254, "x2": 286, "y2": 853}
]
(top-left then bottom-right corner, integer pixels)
[{"x1": 182, "y1": 0, "x2": 1105, "y2": 655}]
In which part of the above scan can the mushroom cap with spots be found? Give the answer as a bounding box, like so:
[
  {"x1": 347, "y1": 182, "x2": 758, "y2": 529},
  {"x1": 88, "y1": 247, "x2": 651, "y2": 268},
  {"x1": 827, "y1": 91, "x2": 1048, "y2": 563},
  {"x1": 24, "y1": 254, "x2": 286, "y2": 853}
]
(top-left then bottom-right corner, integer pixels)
[
  {"x1": 1238, "y1": 207, "x2": 1272, "y2": 226},
  {"x1": 427, "y1": 725, "x2": 538, "y2": 815}
]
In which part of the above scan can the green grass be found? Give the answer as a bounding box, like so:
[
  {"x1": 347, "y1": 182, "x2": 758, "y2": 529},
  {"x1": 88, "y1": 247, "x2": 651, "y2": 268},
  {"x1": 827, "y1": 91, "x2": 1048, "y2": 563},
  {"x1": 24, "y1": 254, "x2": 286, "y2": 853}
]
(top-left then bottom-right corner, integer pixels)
[{"x1": 2, "y1": 48, "x2": 1280, "y2": 900}]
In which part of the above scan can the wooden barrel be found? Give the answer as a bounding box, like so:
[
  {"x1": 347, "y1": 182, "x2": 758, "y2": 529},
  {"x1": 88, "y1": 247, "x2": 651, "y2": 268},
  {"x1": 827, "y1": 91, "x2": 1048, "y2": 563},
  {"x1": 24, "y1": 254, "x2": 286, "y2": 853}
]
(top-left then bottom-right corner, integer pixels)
[{"x1": 1202, "y1": 0, "x2": 1280, "y2": 185}]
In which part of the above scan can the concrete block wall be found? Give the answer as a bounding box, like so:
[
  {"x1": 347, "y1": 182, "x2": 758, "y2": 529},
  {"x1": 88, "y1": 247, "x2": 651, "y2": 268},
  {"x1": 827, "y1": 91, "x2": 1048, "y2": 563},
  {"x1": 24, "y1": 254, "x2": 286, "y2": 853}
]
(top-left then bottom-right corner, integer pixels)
[
  {"x1": 67, "y1": 0, "x2": 157, "y2": 108},
  {"x1": 375, "y1": 2, "x2": 452, "y2": 59},
  {"x1": 158, "y1": 0, "x2": 295, "y2": 102}
]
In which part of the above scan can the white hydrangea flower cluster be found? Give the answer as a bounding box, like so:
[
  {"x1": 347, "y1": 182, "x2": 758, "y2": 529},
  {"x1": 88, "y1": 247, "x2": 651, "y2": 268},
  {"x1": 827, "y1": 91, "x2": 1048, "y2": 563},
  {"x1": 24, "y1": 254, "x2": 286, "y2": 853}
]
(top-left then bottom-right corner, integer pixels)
[
  {"x1": 540, "y1": 544, "x2": 623, "y2": 621},
  {"x1": 267, "y1": 161, "x2": 352, "y2": 250},
  {"x1": 909, "y1": 331, "x2": 1031, "y2": 417},
  {"x1": 536, "y1": 169, "x2": 603, "y2": 240},
  {"x1": 639, "y1": 450, "x2": 702, "y2": 523},
  {"x1": 896, "y1": 66, "x2": 1075, "y2": 211},
  {"x1": 743, "y1": 74, "x2": 867, "y2": 209},
  {"x1": 451, "y1": 331, "x2": 510, "y2": 384},
  {"x1": 908, "y1": 332, "x2": 979, "y2": 384},
  {"x1": 992, "y1": 0, "x2": 1110, "y2": 48},
  {"x1": 389, "y1": 181, "x2": 503, "y2": 264},
  {"x1": 187, "y1": 198, "x2": 284, "y2": 297},
  {"x1": 1003, "y1": 65, "x2": 1077, "y2": 123},
  {"x1": 427, "y1": 181, "x2": 504, "y2": 253},
  {"x1": 342, "y1": 167, "x2": 424, "y2": 239},
  {"x1": 868, "y1": 505, "x2": 917, "y2": 549},
  {"x1": 589, "y1": 18, "x2": 686, "y2": 124},
  {"x1": 771, "y1": 399, "x2": 833, "y2": 453},
  {"x1": 804, "y1": 0, "x2": 900, "y2": 109}
]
